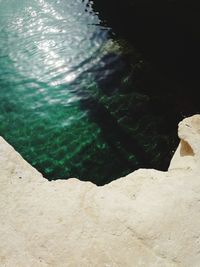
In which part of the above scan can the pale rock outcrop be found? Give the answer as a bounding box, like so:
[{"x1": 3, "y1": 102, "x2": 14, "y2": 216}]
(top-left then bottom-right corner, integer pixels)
[
  {"x1": 1, "y1": 115, "x2": 200, "y2": 266},
  {"x1": 169, "y1": 115, "x2": 200, "y2": 172}
]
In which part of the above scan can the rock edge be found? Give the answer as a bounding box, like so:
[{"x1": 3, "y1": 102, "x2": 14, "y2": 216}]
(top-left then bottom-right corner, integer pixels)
[{"x1": 1, "y1": 115, "x2": 200, "y2": 266}]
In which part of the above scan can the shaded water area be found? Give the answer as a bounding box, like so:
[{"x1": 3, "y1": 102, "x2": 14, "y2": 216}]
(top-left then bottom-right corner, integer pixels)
[
  {"x1": 93, "y1": 0, "x2": 200, "y2": 115},
  {"x1": 1, "y1": 0, "x2": 197, "y2": 185}
]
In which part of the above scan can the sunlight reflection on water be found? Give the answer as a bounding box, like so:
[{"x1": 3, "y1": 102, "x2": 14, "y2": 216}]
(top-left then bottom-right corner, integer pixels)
[{"x1": 0, "y1": 0, "x2": 127, "y2": 184}]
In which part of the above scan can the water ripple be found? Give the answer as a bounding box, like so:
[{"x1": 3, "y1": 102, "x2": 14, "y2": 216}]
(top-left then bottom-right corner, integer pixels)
[{"x1": 0, "y1": 0, "x2": 124, "y2": 184}]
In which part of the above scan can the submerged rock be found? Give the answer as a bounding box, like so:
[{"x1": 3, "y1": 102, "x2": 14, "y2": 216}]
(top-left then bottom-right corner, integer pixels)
[{"x1": 0, "y1": 115, "x2": 200, "y2": 266}]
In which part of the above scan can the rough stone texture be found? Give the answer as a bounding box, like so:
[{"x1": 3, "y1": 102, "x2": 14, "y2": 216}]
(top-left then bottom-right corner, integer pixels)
[{"x1": 1, "y1": 115, "x2": 200, "y2": 266}]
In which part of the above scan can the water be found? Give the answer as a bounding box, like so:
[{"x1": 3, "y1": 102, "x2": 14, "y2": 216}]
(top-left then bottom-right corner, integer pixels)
[{"x1": 0, "y1": 0, "x2": 179, "y2": 185}]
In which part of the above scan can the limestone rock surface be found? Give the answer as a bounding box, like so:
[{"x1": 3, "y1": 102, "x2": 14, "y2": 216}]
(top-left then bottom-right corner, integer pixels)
[{"x1": 1, "y1": 115, "x2": 200, "y2": 266}]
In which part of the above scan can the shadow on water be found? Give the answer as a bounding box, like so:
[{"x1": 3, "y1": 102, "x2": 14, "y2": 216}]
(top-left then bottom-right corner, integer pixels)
[
  {"x1": 93, "y1": 0, "x2": 200, "y2": 114},
  {"x1": 73, "y1": 46, "x2": 180, "y2": 180}
]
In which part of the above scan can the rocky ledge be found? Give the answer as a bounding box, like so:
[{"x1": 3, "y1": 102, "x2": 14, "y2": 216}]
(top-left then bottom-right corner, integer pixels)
[{"x1": 1, "y1": 115, "x2": 200, "y2": 266}]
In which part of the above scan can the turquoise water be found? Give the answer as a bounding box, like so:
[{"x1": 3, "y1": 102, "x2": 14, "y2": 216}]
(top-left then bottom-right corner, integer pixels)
[{"x1": 0, "y1": 0, "x2": 178, "y2": 184}]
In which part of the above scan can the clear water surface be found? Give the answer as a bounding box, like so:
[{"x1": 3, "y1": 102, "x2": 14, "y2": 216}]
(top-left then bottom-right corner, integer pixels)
[{"x1": 0, "y1": 0, "x2": 178, "y2": 184}]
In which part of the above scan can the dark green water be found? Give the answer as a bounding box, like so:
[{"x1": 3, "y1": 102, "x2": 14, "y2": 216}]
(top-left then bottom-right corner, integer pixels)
[{"x1": 0, "y1": 0, "x2": 180, "y2": 185}]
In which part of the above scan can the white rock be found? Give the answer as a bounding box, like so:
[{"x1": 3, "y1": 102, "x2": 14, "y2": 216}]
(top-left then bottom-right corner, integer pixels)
[
  {"x1": 169, "y1": 114, "x2": 200, "y2": 172},
  {"x1": 1, "y1": 115, "x2": 200, "y2": 266}
]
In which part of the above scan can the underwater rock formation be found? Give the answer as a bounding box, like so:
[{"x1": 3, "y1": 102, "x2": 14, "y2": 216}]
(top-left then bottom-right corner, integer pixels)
[{"x1": 0, "y1": 115, "x2": 200, "y2": 266}]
